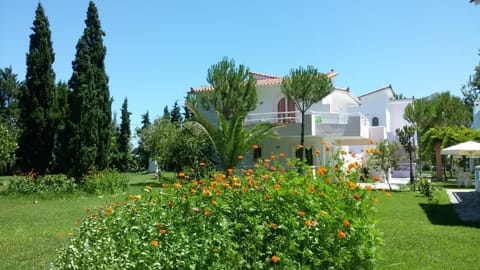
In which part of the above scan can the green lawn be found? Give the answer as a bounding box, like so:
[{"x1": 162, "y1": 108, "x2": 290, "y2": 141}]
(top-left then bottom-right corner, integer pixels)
[
  {"x1": 375, "y1": 188, "x2": 480, "y2": 270},
  {"x1": 1, "y1": 174, "x2": 479, "y2": 269}
]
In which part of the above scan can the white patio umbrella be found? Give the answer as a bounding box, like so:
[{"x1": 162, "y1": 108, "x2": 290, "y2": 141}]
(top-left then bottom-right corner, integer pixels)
[{"x1": 440, "y1": 141, "x2": 480, "y2": 157}]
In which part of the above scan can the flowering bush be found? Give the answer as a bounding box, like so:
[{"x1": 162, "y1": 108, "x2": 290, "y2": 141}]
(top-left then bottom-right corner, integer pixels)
[
  {"x1": 83, "y1": 169, "x2": 129, "y2": 194},
  {"x1": 7, "y1": 171, "x2": 77, "y2": 194},
  {"x1": 54, "y1": 151, "x2": 383, "y2": 269}
]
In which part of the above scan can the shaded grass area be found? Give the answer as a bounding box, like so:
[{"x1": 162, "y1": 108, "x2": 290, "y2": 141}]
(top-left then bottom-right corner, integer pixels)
[{"x1": 375, "y1": 190, "x2": 480, "y2": 270}]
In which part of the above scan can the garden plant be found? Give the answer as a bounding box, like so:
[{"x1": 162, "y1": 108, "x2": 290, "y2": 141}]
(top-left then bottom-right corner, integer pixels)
[{"x1": 54, "y1": 149, "x2": 384, "y2": 269}]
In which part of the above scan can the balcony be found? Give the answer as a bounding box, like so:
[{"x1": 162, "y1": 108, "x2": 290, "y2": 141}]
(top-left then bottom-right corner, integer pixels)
[{"x1": 245, "y1": 111, "x2": 371, "y2": 144}]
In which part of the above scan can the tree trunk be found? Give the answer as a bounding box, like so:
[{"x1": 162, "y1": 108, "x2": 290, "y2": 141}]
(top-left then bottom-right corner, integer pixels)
[
  {"x1": 409, "y1": 150, "x2": 414, "y2": 190},
  {"x1": 435, "y1": 141, "x2": 442, "y2": 181},
  {"x1": 300, "y1": 111, "x2": 305, "y2": 161}
]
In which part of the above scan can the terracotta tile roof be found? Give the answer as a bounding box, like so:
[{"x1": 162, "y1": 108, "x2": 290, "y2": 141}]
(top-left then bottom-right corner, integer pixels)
[{"x1": 190, "y1": 70, "x2": 339, "y2": 93}]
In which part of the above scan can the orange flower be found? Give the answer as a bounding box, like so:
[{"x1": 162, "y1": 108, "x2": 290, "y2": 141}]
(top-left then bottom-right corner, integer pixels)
[
  {"x1": 211, "y1": 200, "x2": 217, "y2": 206},
  {"x1": 337, "y1": 230, "x2": 346, "y2": 238},
  {"x1": 325, "y1": 177, "x2": 331, "y2": 184},
  {"x1": 151, "y1": 240, "x2": 158, "y2": 247},
  {"x1": 343, "y1": 219, "x2": 351, "y2": 227},
  {"x1": 273, "y1": 184, "x2": 281, "y2": 190},
  {"x1": 178, "y1": 172, "x2": 185, "y2": 178},
  {"x1": 271, "y1": 255, "x2": 280, "y2": 263},
  {"x1": 317, "y1": 167, "x2": 327, "y2": 175},
  {"x1": 204, "y1": 209, "x2": 211, "y2": 216},
  {"x1": 326, "y1": 146, "x2": 331, "y2": 152},
  {"x1": 278, "y1": 152, "x2": 285, "y2": 158},
  {"x1": 238, "y1": 155, "x2": 244, "y2": 160},
  {"x1": 298, "y1": 211, "x2": 306, "y2": 217},
  {"x1": 353, "y1": 194, "x2": 361, "y2": 200},
  {"x1": 270, "y1": 223, "x2": 278, "y2": 228},
  {"x1": 297, "y1": 144, "x2": 304, "y2": 149},
  {"x1": 252, "y1": 144, "x2": 259, "y2": 149},
  {"x1": 309, "y1": 186, "x2": 315, "y2": 192},
  {"x1": 211, "y1": 181, "x2": 218, "y2": 187},
  {"x1": 199, "y1": 162, "x2": 206, "y2": 167},
  {"x1": 321, "y1": 140, "x2": 327, "y2": 145},
  {"x1": 159, "y1": 229, "x2": 168, "y2": 234},
  {"x1": 305, "y1": 220, "x2": 312, "y2": 227},
  {"x1": 347, "y1": 181, "x2": 357, "y2": 189},
  {"x1": 365, "y1": 185, "x2": 374, "y2": 191},
  {"x1": 315, "y1": 149, "x2": 321, "y2": 155},
  {"x1": 318, "y1": 191, "x2": 325, "y2": 197},
  {"x1": 372, "y1": 175, "x2": 380, "y2": 181},
  {"x1": 369, "y1": 138, "x2": 374, "y2": 144},
  {"x1": 167, "y1": 201, "x2": 175, "y2": 207}
]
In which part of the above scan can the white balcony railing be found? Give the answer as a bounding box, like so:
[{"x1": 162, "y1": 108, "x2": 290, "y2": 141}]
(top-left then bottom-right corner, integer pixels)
[{"x1": 245, "y1": 110, "x2": 370, "y2": 139}]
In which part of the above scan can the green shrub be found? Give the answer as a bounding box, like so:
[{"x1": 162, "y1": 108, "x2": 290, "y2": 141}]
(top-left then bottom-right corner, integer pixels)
[
  {"x1": 83, "y1": 169, "x2": 129, "y2": 194},
  {"x1": 7, "y1": 172, "x2": 77, "y2": 194},
  {"x1": 54, "y1": 153, "x2": 383, "y2": 269},
  {"x1": 417, "y1": 178, "x2": 436, "y2": 203}
]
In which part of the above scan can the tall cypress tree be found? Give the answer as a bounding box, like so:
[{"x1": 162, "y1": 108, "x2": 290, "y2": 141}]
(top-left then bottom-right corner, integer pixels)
[
  {"x1": 17, "y1": 3, "x2": 57, "y2": 174},
  {"x1": 170, "y1": 101, "x2": 182, "y2": 126},
  {"x1": 68, "y1": 1, "x2": 111, "y2": 177},
  {"x1": 118, "y1": 97, "x2": 131, "y2": 171},
  {"x1": 135, "y1": 111, "x2": 151, "y2": 170},
  {"x1": 52, "y1": 81, "x2": 69, "y2": 173}
]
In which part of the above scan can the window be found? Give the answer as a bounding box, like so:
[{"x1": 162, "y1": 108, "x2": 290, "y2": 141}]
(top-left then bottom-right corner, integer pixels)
[
  {"x1": 253, "y1": 147, "x2": 262, "y2": 160},
  {"x1": 277, "y1": 97, "x2": 296, "y2": 123},
  {"x1": 295, "y1": 147, "x2": 313, "y2": 166},
  {"x1": 372, "y1": 117, "x2": 379, "y2": 126}
]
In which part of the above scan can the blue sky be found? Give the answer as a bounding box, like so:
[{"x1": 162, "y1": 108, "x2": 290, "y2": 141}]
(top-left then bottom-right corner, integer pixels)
[{"x1": 1, "y1": 0, "x2": 480, "y2": 131}]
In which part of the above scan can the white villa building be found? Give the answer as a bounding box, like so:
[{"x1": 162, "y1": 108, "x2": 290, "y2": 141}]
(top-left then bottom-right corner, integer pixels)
[{"x1": 189, "y1": 71, "x2": 412, "y2": 169}]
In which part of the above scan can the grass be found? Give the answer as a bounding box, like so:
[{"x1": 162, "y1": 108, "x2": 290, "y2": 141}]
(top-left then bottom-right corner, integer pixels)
[
  {"x1": 1, "y1": 174, "x2": 479, "y2": 269},
  {"x1": 375, "y1": 187, "x2": 480, "y2": 270},
  {"x1": 0, "y1": 172, "x2": 159, "y2": 269}
]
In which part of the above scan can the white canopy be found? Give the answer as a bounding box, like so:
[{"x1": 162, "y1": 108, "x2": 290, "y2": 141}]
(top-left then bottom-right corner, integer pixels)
[{"x1": 440, "y1": 141, "x2": 480, "y2": 156}]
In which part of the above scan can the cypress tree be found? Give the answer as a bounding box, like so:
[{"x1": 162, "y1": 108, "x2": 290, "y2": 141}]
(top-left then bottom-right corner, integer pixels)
[
  {"x1": 52, "y1": 81, "x2": 69, "y2": 173},
  {"x1": 135, "y1": 111, "x2": 151, "y2": 170},
  {"x1": 118, "y1": 97, "x2": 131, "y2": 171},
  {"x1": 17, "y1": 3, "x2": 57, "y2": 174},
  {"x1": 170, "y1": 101, "x2": 182, "y2": 126},
  {"x1": 68, "y1": 1, "x2": 111, "y2": 177}
]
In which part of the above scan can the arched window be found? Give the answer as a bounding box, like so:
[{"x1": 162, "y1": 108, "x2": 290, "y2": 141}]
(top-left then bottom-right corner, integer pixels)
[
  {"x1": 277, "y1": 97, "x2": 296, "y2": 123},
  {"x1": 372, "y1": 117, "x2": 379, "y2": 126}
]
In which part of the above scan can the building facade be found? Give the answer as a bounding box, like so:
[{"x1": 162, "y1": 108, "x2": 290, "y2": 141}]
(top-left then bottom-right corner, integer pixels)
[{"x1": 190, "y1": 71, "x2": 412, "y2": 168}]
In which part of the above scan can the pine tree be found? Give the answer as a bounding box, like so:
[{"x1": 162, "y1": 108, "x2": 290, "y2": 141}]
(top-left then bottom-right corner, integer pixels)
[
  {"x1": 17, "y1": 3, "x2": 58, "y2": 174},
  {"x1": 68, "y1": 1, "x2": 111, "y2": 177},
  {"x1": 118, "y1": 97, "x2": 131, "y2": 171},
  {"x1": 0, "y1": 67, "x2": 21, "y2": 122}
]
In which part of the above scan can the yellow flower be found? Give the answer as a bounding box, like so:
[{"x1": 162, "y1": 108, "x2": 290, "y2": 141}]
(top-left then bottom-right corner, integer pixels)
[{"x1": 151, "y1": 240, "x2": 158, "y2": 247}]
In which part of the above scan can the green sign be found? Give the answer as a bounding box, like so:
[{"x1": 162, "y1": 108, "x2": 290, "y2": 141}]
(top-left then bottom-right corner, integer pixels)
[{"x1": 315, "y1": 116, "x2": 322, "y2": 123}]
